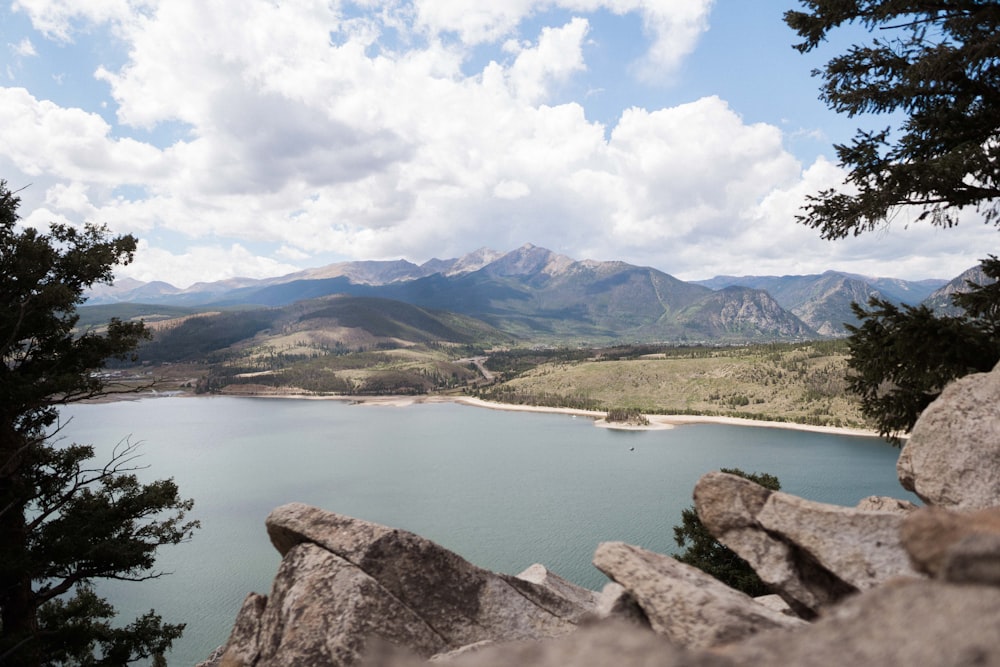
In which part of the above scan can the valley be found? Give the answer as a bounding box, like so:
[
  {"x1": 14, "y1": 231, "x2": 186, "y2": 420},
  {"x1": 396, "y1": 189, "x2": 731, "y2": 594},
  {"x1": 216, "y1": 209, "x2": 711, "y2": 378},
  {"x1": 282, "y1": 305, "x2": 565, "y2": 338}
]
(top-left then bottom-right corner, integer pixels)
[
  {"x1": 86, "y1": 244, "x2": 988, "y2": 433},
  {"x1": 89, "y1": 244, "x2": 961, "y2": 344},
  {"x1": 117, "y1": 339, "x2": 867, "y2": 432}
]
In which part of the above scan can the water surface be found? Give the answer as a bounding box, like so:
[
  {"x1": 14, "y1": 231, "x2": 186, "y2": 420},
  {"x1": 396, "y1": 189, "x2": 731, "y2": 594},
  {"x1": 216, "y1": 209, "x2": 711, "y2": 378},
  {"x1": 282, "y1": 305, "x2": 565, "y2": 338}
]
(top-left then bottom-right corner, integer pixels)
[{"x1": 56, "y1": 396, "x2": 911, "y2": 665}]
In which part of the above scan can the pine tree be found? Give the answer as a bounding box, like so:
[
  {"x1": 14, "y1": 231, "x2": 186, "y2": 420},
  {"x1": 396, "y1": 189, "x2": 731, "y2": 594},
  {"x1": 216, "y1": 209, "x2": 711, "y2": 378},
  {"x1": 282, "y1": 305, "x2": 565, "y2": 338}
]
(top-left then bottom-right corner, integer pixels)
[
  {"x1": 845, "y1": 259, "x2": 1000, "y2": 441},
  {"x1": 784, "y1": 1, "x2": 1000, "y2": 238},
  {"x1": 784, "y1": 2, "x2": 1000, "y2": 438},
  {"x1": 673, "y1": 468, "x2": 780, "y2": 597},
  {"x1": 0, "y1": 181, "x2": 199, "y2": 665}
]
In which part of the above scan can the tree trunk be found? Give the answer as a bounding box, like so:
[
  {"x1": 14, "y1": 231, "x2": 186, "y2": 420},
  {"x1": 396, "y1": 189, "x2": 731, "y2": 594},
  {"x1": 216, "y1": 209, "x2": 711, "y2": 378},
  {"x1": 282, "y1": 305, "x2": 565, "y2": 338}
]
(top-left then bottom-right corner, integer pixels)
[{"x1": 0, "y1": 429, "x2": 40, "y2": 667}]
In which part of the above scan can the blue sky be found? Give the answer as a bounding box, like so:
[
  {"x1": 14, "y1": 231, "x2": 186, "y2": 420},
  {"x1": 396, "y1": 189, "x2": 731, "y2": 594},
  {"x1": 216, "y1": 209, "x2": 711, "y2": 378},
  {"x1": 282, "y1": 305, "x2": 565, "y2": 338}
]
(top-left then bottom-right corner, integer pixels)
[{"x1": 2, "y1": 0, "x2": 994, "y2": 287}]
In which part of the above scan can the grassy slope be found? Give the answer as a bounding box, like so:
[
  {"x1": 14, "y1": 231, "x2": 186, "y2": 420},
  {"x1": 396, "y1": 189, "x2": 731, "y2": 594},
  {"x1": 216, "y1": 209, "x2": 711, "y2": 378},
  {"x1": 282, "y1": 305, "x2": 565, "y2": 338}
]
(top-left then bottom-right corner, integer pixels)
[
  {"x1": 107, "y1": 295, "x2": 865, "y2": 429},
  {"x1": 77, "y1": 303, "x2": 204, "y2": 330},
  {"x1": 479, "y1": 342, "x2": 867, "y2": 429},
  {"x1": 141, "y1": 341, "x2": 866, "y2": 430}
]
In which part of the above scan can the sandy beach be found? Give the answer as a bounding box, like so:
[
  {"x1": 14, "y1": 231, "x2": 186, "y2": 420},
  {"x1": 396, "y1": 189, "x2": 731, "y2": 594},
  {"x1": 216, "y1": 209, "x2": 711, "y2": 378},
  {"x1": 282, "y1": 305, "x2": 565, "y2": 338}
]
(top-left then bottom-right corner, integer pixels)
[
  {"x1": 223, "y1": 388, "x2": 881, "y2": 439},
  {"x1": 450, "y1": 396, "x2": 880, "y2": 438}
]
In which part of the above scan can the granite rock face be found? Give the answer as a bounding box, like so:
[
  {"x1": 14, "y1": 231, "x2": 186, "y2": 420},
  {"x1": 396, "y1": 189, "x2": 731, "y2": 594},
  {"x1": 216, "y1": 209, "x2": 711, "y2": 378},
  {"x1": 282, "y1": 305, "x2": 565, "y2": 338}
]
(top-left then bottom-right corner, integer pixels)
[
  {"x1": 364, "y1": 582, "x2": 1000, "y2": 667},
  {"x1": 243, "y1": 543, "x2": 446, "y2": 667},
  {"x1": 211, "y1": 504, "x2": 596, "y2": 667},
  {"x1": 692, "y1": 471, "x2": 918, "y2": 616},
  {"x1": 720, "y1": 579, "x2": 1000, "y2": 667},
  {"x1": 217, "y1": 594, "x2": 267, "y2": 667},
  {"x1": 359, "y1": 621, "x2": 728, "y2": 667},
  {"x1": 901, "y1": 505, "x2": 1000, "y2": 584},
  {"x1": 897, "y1": 361, "x2": 1000, "y2": 509},
  {"x1": 592, "y1": 582, "x2": 649, "y2": 626},
  {"x1": 592, "y1": 541, "x2": 804, "y2": 648},
  {"x1": 853, "y1": 495, "x2": 918, "y2": 513},
  {"x1": 514, "y1": 563, "x2": 600, "y2": 611}
]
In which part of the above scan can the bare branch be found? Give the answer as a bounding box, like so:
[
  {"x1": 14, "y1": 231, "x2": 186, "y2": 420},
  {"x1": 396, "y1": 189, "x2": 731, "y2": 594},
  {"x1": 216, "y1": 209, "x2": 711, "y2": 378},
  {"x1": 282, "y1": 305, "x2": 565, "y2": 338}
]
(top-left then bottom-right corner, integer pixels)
[{"x1": 25, "y1": 437, "x2": 152, "y2": 532}]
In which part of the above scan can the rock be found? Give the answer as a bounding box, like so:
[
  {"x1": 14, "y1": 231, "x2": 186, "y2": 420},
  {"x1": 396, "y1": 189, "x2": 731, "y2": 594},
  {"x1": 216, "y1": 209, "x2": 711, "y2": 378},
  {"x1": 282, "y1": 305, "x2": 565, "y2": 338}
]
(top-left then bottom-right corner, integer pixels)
[
  {"x1": 901, "y1": 505, "x2": 1000, "y2": 584},
  {"x1": 694, "y1": 471, "x2": 919, "y2": 616},
  {"x1": 693, "y1": 470, "x2": 775, "y2": 529},
  {"x1": 361, "y1": 620, "x2": 733, "y2": 667},
  {"x1": 940, "y1": 532, "x2": 1000, "y2": 585},
  {"x1": 243, "y1": 543, "x2": 446, "y2": 667},
  {"x1": 513, "y1": 563, "x2": 651, "y2": 625},
  {"x1": 194, "y1": 645, "x2": 225, "y2": 667},
  {"x1": 593, "y1": 582, "x2": 650, "y2": 626},
  {"x1": 689, "y1": 471, "x2": 827, "y2": 616},
  {"x1": 212, "y1": 504, "x2": 602, "y2": 666},
  {"x1": 216, "y1": 593, "x2": 268, "y2": 667},
  {"x1": 428, "y1": 641, "x2": 496, "y2": 662},
  {"x1": 368, "y1": 577, "x2": 1000, "y2": 667},
  {"x1": 693, "y1": 471, "x2": 831, "y2": 615},
  {"x1": 515, "y1": 563, "x2": 600, "y2": 611},
  {"x1": 592, "y1": 542, "x2": 804, "y2": 649},
  {"x1": 266, "y1": 504, "x2": 588, "y2": 644},
  {"x1": 213, "y1": 502, "x2": 591, "y2": 667},
  {"x1": 854, "y1": 496, "x2": 918, "y2": 513},
  {"x1": 754, "y1": 488, "x2": 917, "y2": 590},
  {"x1": 897, "y1": 362, "x2": 1000, "y2": 509},
  {"x1": 752, "y1": 594, "x2": 796, "y2": 617},
  {"x1": 722, "y1": 579, "x2": 1000, "y2": 667}
]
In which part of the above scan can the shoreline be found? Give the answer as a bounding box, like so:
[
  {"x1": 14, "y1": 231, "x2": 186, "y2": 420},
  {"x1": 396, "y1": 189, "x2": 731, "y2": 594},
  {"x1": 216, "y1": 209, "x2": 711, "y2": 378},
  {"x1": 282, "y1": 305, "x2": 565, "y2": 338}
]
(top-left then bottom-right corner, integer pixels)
[
  {"x1": 202, "y1": 388, "x2": 883, "y2": 439},
  {"x1": 452, "y1": 396, "x2": 881, "y2": 438}
]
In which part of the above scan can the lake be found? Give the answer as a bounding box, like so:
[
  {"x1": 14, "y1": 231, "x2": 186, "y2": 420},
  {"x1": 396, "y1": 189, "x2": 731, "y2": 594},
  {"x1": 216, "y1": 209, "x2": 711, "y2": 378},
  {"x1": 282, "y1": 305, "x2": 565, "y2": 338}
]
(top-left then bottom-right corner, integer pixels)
[{"x1": 55, "y1": 396, "x2": 912, "y2": 665}]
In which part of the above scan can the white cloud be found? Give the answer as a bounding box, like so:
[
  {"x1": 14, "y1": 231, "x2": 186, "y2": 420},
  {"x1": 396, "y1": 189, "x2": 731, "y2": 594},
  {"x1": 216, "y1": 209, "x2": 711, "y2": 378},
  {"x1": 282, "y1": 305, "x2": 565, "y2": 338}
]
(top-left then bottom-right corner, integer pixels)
[
  {"x1": 3, "y1": 0, "x2": 989, "y2": 288},
  {"x1": 493, "y1": 180, "x2": 531, "y2": 200},
  {"x1": 408, "y1": 0, "x2": 714, "y2": 81},
  {"x1": 43, "y1": 180, "x2": 94, "y2": 215},
  {"x1": 11, "y1": 0, "x2": 149, "y2": 41},
  {"x1": 507, "y1": 18, "x2": 589, "y2": 103},
  {"x1": 672, "y1": 155, "x2": 997, "y2": 281},
  {"x1": 413, "y1": 0, "x2": 537, "y2": 44},
  {"x1": 276, "y1": 245, "x2": 312, "y2": 261},
  {"x1": 603, "y1": 97, "x2": 800, "y2": 241},
  {"x1": 122, "y1": 241, "x2": 301, "y2": 286},
  {"x1": 12, "y1": 37, "x2": 37, "y2": 57},
  {"x1": 630, "y1": 1, "x2": 714, "y2": 82},
  {"x1": 0, "y1": 87, "x2": 166, "y2": 183}
]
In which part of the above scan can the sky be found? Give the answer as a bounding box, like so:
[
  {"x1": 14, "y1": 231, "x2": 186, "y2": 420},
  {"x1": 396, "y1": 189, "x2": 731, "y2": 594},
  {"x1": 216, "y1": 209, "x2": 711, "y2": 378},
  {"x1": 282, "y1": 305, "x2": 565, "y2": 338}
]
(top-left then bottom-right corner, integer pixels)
[{"x1": 2, "y1": 0, "x2": 996, "y2": 288}]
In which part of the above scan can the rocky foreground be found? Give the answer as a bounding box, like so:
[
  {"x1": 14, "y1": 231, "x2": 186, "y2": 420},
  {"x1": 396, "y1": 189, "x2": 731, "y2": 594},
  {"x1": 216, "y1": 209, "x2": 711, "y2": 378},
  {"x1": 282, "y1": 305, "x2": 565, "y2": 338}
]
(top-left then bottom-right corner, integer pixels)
[{"x1": 199, "y1": 362, "x2": 1000, "y2": 667}]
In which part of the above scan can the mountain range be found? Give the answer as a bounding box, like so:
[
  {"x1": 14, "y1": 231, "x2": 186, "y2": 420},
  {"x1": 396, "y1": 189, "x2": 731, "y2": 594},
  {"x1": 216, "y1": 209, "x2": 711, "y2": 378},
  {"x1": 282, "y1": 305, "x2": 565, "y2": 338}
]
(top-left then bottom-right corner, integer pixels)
[{"x1": 86, "y1": 244, "x2": 972, "y2": 344}]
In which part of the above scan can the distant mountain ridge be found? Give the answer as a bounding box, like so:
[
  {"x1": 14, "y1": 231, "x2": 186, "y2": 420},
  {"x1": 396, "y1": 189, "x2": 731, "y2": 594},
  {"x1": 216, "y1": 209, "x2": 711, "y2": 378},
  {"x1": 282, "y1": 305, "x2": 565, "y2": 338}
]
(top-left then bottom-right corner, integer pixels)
[
  {"x1": 135, "y1": 295, "x2": 512, "y2": 365},
  {"x1": 694, "y1": 271, "x2": 949, "y2": 336},
  {"x1": 89, "y1": 247, "x2": 508, "y2": 305},
  {"x1": 87, "y1": 244, "x2": 966, "y2": 343}
]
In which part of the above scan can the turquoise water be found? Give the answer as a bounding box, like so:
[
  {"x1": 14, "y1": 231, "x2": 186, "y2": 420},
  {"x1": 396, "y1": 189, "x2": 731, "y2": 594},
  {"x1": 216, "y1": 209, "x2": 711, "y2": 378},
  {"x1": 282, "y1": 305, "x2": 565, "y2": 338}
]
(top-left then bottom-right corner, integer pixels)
[{"x1": 56, "y1": 396, "x2": 911, "y2": 665}]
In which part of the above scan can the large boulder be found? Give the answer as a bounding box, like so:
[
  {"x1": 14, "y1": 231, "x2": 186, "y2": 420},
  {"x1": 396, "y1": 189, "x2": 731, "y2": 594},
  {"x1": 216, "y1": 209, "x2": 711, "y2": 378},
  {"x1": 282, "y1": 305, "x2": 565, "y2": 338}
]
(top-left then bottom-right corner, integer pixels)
[
  {"x1": 207, "y1": 484, "x2": 1000, "y2": 667},
  {"x1": 901, "y1": 505, "x2": 1000, "y2": 584},
  {"x1": 592, "y1": 582, "x2": 650, "y2": 626},
  {"x1": 592, "y1": 541, "x2": 804, "y2": 649},
  {"x1": 853, "y1": 496, "x2": 918, "y2": 513},
  {"x1": 360, "y1": 621, "x2": 730, "y2": 667},
  {"x1": 366, "y1": 581, "x2": 1000, "y2": 667},
  {"x1": 216, "y1": 594, "x2": 267, "y2": 666},
  {"x1": 897, "y1": 361, "x2": 1000, "y2": 509},
  {"x1": 214, "y1": 503, "x2": 598, "y2": 667},
  {"x1": 514, "y1": 563, "x2": 600, "y2": 611},
  {"x1": 721, "y1": 579, "x2": 1000, "y2": 667},
  {"x1": 226, "y1": 543, "x2": 447, "y2": 667},
  {"x1": 513, "y1": 562, "x2": 651, "y2": 627},
  {"x1": 693, "y1": 471, "x2": 919, "y2": 616},
  {"x1": 266, "y1": 503, "x2": 591, "y2": 643}
]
